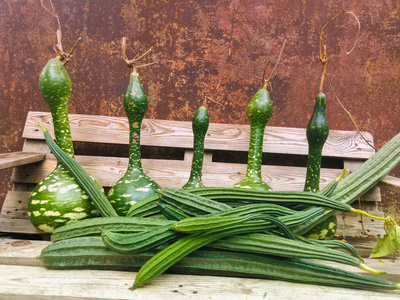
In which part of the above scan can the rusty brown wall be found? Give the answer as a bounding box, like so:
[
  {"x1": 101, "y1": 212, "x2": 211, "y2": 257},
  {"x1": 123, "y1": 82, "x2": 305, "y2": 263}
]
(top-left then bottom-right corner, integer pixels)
[{"x1": 1, "y1": 0, "x2": 400, "y2": 215}]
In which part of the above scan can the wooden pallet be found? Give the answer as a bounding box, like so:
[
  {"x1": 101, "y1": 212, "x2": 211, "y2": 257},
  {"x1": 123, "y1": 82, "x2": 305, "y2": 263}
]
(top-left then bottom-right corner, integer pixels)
[{"x1": 0, "y1": 111, "x2": 399, "y2": 299}]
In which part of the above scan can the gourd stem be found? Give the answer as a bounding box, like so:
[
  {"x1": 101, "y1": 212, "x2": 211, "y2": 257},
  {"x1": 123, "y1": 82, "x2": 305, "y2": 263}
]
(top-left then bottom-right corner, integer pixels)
[
  {"x1": 359, "y1": 263, "x2": 386, "y2": 275},
  {"x1": 350, "y1": 209, "x2": 390, "y2": 221}
]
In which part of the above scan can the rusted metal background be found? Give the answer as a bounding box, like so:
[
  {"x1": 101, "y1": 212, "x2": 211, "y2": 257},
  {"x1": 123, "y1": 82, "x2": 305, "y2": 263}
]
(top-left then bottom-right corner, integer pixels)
[{"x1": 1, "y1": 0, "x2": 399, "y2": 216}]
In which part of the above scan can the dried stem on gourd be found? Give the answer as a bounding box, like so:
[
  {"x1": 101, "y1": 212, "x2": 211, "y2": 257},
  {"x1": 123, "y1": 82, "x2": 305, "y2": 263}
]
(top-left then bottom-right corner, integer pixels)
[
  {"x1": 318, "y1": 10, "x2": 360, "y2": 93},
  {"x1": 121, "y1": 37, "x2": 157, "y2": 71},
  {"x1": 262, "y1": 39, "x2": 287, "y2": 90},
  {"x1": 326, "y1": 75, "x2": 377, "y2": 151},
  {"x1": 41, "y1": 0, "x2": 81, "y2": 65}
]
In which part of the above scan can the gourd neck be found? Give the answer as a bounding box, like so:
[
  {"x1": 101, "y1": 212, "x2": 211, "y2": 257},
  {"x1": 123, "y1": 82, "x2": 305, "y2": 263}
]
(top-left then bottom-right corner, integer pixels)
[
  {"x1": 188, "y1": 134, "x2": 205, "y2": 182},
  {"x1": 246, "y1": 126, "x2": 265, "y2": 179},
  {"x1": 50, "y1": 104, "x2": 75, "y2": 160},
  {"x1": 304, "y1": 147, "x2": 323, "y2": 192},
  {"x1": 127, "y1": 121, "x2": 143, "y2": 172}
]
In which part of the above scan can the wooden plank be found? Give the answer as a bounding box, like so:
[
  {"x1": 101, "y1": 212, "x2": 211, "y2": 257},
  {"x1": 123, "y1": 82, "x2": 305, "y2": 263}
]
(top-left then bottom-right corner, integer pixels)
[
  {"x1": 0, "y1": 238, "x2": 46, "y2": 266},
  {"x1": 23, "y1": 111, "x2": 376, "y2": 159},
  {"x1": 0, "y1": 218, "x2": 42, "y2": 234},
  {"x1": 0, "y1": 152, "x2": 45, "y2": 170},
  {"x1": 183, "y1": 150, "x2": 213, "y2": 163},
  {"x1": 378, "y1": 175, "x2": 400, "y2": 193},
  {"x1": 0, "y1": 264, "x2": 398, "y2": 300},
  {"x1": 10, "y1": 155, "x2": 343, "y2": 190},
  {"x1": 336, "y1": 210, "x2": 386, "y2": 239}
]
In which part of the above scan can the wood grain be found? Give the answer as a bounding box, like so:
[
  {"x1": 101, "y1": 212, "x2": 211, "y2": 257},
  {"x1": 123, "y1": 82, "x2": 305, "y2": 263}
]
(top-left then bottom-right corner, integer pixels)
[
  {"x1": 378, "y1": 175, "x2": 400, "y2": 193},
  {"x1": 0, "y1": 238, "x2": 399, "y2": 300},
  {"x1": 9, "y1": 155, "x2": 343, "y2": 190},
  {"x1": 0, "y1": 152, "x2": 45, "y2": 170},
  {"x1": 23, "y1": 111, "x2": 376, "y2": 159}
]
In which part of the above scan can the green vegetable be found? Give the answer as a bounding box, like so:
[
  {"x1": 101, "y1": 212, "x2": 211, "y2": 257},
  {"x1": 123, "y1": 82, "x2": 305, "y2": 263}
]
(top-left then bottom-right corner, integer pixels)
[
  {"x1": 169, "y1": 213, "x2": 294, "y2": 238},
  {"x1": 51, "y1": 216, "x2": 175, "y2": 242},
  {"x1": 232, "y1": 86, "x2": 273, "y2": 191},
  {"x1": 159, "y1": 188, "x2": 232, "y2": 216},
  {"x1": 183, "y1": 187, "x2": 368, "y2": 214},
  {"x1": 133, "y1": 220, "x2": 396, "y2": 289},
  {"x1": 28, "y1": 58, "x2": 101, "y2": 233},
  {"x1": 107, "y1": 70, "x2": 160, "y2": 215},
  {"x1": 39, "y1": 125, "x2": 118, "y2": 218},
  {"x1": 157, "y1": 201, "x2": 190, "y2": 221},
  {"x1": 101, "y1": 224, "x2": 181, "y2": 254},
  {"x1": 294, "y1": 233, "x2": 362, "y2": 259},
  {"x1": 211, "y1": 233, "x2": 382, "y2": 274},
  {"x1": 182, "y1": 106, "x2": 209, "y2": 189},
  {"x1": 39, "y1": 237, "x2": 399, "y2": 291},
  {"x1": 126, "y1": 194, "x2": 160, "y2": 217}
]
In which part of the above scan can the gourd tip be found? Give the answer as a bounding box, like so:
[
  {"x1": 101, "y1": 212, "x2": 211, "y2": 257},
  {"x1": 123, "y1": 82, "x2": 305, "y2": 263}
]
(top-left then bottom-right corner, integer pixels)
[
  {"x1": 38, "y1": 124, "x2": 47, "y2": 132},
  {"x1": 359, "y1": 263, "x2": 386, "y2": 275}
]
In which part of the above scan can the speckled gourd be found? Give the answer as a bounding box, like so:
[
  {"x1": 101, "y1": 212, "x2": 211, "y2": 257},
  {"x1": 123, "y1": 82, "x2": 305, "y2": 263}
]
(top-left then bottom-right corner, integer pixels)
[
  {"x1": 302, "y1": 92, "x2": 337, "y2": 240},
  {"x1": 28, "y1": 58, "x2": 101, "y2": 233},
  {"x1": 182, "y1": 106, "x2": 209, "y2": 189},
  {"x1": 107, "y1": 70, "x2": 160, "y2": 216},
  {"x1": 232, "y1": 85, "x2": 273, "y2": 191}
]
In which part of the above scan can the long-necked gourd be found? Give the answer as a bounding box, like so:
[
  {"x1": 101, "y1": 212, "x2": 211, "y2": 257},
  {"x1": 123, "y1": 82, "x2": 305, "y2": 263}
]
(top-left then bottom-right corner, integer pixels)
[
  {"x1": 302, "y1": 92, "x2": 337, "y2": 240},
  {"x1": 28, "y1": 55, "x2": 101, "y2": 233},
  {"x1": 232, "y1": 83, "x2": 273, "y2": 191},
  {"x1": 107, "y1": 68, "x2": 160, "y2": 215},
  {"x1": 182, "y1": 105, "x2": 209, "y2": 189}
]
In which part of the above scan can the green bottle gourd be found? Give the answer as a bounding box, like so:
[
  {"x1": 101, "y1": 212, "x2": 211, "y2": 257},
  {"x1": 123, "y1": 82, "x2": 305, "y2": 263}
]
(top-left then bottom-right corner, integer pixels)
[
  {"x1": 232, "y1": 85, "x2": 273, "y2": 191},
  {"x1": 182, "y1": 106, "x2": 209, "y2": 189},
  {"x1": 28, "y1": 58, "x2": 101, "y2": 233},
  {"x1": 303, "y1": 92, "x2": 337, "y2": 240},
  {"x1": 107, "y1": 70, "x2": 160, "y2": 216}
]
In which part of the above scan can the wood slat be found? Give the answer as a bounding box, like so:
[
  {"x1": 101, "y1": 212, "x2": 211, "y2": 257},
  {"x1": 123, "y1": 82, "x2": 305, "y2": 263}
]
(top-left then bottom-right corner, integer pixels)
[
  {"x1": 378, "y1": 175, "x2": 400, "y2": 193},
  {"x1": 23, "y1": 111, "x2": 376, "y2": 159},
  {"x1": 0, "y1": 238, "x2": 399, "y2": 300},
  {"x1": 0, "y1": 152, "x2": 45, "y2": 170},
  {"x1": 10, "y1": 155, "x2": 342, "y2": 190}
]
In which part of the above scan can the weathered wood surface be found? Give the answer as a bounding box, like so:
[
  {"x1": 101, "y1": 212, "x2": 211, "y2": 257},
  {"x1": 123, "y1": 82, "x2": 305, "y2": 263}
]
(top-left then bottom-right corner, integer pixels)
[
  {"x1": 0, "y1": 152, "x2": 45, "y2": 170},
  {"x1": 10, "y1": 154, "x2": 342, "y2": 189},
  {"x1": 0, "y1": 238, "x2": 398, "y2": 300},
  {"x1": 24, "y1": 111, "x2": 375, "y2": 159},
  {"x1": 378, "y1": 175, "x2": 400, "y2": 193}
]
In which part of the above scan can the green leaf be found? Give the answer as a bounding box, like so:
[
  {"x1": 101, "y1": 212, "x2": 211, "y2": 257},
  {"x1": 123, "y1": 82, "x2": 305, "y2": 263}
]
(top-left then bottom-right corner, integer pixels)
[{"x1": 369, "y1": 224, "x2": 400, "y2": 258}]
